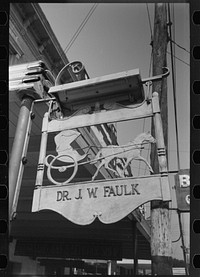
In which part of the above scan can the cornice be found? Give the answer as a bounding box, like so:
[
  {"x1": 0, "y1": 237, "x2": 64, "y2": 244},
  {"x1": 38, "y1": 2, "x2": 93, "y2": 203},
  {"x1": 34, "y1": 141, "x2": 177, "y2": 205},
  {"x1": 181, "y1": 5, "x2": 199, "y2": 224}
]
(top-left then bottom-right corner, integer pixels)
[
  {"x1": 10, "y1": 3, "x2": 70, "y2": 77},
  {"x1": 9, "y1": 7, "x2": 41, "y2": 59},
  {"x1": 9, "y1": 5, "x2": 53, "y2": 71},
  {"x1": 9, "y1": 31, "x2": 24, "y2": 58},
  {"x1": 31, "y1": 3, "x2": 69, "y2": 65}
]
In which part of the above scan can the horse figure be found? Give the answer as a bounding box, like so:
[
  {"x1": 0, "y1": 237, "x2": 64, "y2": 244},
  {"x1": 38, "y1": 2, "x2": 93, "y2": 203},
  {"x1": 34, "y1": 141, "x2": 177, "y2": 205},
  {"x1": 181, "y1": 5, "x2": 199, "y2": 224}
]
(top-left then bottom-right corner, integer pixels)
[{"x1": 91, "y1": 132, "x2": 156, "y2": 181}]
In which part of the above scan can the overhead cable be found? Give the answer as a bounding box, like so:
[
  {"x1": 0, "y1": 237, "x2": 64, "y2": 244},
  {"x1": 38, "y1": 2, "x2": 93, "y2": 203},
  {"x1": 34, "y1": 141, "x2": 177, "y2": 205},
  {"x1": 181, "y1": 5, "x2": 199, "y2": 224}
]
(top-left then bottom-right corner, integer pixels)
[
  {"x1": 142, "y1": 5, "x2": 154, "y2": 176},
  {"x1": 169, "y1": 39, "x2": 190, "y2": 54},
  {"x1": 167, "y1": 51, "x2": 190, "y2": 66},
  {"x1": 167, "y1": 3, "x2": 181, "y2": 171},
  {"x1": 168, "y1": 5, "x2": 189, "y2": 275},
  {"x1": 146, "y1": 3, "x2": 153, "y2": 43},
  {"x1": 64, "y1": 3, "x2": 98, "y2": 54}
]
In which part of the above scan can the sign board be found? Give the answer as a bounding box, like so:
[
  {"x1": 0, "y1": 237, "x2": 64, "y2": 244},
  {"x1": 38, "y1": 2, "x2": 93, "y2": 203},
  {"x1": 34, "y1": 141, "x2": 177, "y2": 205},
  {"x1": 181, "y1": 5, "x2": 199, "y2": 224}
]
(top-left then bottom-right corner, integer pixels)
[
  {"x1": 174, "y1": 169, "x2": 190, "y2": 212},
  {"x1": 32, "y1": 80, "x2": 171, "y2": 226},
  {"x1": 32, "y1": 175, "x2": 171, "y2": 225}
]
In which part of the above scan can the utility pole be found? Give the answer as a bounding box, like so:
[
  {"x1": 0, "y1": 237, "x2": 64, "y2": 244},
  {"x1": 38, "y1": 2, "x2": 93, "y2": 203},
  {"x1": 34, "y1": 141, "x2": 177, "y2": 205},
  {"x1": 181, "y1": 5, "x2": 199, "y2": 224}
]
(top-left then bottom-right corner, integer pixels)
[{"x1": 150, "y1": 3, "x2": 173, "y2": 275}]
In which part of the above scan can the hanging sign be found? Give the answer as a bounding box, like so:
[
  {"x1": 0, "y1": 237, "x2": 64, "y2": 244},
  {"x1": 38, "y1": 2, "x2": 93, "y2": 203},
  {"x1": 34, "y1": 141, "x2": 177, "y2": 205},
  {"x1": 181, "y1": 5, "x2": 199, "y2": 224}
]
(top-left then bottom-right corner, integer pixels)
[
  {"x1": 32, "y1": 175, "x2": 171, "y2": 225},
  {"x1": 174, "y1": 169, "x2": 190, "y2": 212}
]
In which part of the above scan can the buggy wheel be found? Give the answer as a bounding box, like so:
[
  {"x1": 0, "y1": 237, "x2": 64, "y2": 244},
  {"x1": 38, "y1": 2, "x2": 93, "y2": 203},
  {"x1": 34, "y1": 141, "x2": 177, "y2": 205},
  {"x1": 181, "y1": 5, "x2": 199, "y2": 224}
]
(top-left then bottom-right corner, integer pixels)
[{"x1": 47, "y1": 154, "x2": 78, "y2": 185}]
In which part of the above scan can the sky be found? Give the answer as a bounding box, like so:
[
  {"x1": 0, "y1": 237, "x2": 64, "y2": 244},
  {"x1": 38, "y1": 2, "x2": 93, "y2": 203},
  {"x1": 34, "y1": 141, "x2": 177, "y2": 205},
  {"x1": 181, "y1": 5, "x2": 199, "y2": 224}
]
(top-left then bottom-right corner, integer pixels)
[{"x1": 40, "y1": 3, "x2": 190, "y2": 261}]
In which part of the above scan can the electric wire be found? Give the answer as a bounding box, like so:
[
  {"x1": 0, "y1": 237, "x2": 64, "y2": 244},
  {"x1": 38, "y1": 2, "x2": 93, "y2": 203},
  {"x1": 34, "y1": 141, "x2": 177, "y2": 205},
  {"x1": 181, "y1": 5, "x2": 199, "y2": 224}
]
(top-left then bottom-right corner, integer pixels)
[
  {"x1": 167, "y1": 4, "x2": 180, "y2": 171},
  {"x1": 63, "y1": 4, "x2": 98, "y2": 54},
  {"x1": 142, "y1": 51, "x2": 153, "y2": 176},
  {"x1": 142, "y1": 6, "x2": 154, "y2": 175},
  {"x1": 169, "y1": 39, "x2": 190, "y2": 54},
  {"x1": 168, "y1": 4, "x2": 189, "y2": 274},
  {"x1": 172, "y1": 5, "x2": 178, "y2": 99},
  {"x1": 146, "y1": 3, "x2": 153, "y2": 43},
  {"x1": 64, "y1": 4, "x2": 98, "y2": 53},
  {"x1": 167, "y1": 51, "x2": 190, "y2": 66},
  {"x1": 170, "y1": 4, "x2": 190, "y2": 56},
  {"x1": 168, "y1": 3, "x2": 176, "y2": 171}
]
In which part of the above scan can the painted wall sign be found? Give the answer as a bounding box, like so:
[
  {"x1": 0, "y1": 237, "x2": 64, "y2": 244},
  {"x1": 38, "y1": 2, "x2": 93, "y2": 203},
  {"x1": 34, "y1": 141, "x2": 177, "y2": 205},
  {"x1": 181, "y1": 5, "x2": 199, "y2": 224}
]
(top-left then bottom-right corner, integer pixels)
[
  {"x1": 32, "y1": 175, "x2": 171, "y2": 225},
  {"x1": 174, "y1": 169, "x2": 190, "y2": 211}
]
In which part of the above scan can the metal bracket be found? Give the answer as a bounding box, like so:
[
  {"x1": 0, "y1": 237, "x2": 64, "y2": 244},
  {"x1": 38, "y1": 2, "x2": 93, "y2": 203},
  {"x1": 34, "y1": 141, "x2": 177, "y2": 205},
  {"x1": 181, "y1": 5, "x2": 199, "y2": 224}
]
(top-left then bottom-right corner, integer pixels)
[
  {"x1": 55, "y1": 60, "x2": 89, "y2": 85},
  {"x1": 141, "y1": 67, "x2": 170, "y2": 84},
  {"x1": 145, "y1": 81, "x2": 152, "y2": 104}
]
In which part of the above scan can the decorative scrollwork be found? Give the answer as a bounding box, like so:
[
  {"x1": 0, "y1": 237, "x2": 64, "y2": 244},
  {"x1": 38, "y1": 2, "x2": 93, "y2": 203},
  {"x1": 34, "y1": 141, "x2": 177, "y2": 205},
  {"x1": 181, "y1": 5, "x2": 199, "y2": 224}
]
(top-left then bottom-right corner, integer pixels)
[{"x1": 93, "y1": 211, "x2": 102, "y2": 218}]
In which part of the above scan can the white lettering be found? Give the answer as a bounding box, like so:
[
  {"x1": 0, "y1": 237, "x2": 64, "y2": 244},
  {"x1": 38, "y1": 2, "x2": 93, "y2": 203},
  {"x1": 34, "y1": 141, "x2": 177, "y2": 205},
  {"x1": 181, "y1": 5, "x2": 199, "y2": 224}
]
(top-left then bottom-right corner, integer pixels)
[
  {"x1": 179, "y1": 174, "x2": 190, "y2": 188},
  {"x1": 185, "y1": 194, "x2": 190, "y2": 205}
]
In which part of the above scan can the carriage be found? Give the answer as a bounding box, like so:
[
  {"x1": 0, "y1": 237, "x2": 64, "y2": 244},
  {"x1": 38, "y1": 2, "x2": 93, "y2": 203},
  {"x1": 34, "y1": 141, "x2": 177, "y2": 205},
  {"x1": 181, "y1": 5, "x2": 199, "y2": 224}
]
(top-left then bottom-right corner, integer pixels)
[{"x1": 44, "y1": 131, "x2": 156, "y2": 185}]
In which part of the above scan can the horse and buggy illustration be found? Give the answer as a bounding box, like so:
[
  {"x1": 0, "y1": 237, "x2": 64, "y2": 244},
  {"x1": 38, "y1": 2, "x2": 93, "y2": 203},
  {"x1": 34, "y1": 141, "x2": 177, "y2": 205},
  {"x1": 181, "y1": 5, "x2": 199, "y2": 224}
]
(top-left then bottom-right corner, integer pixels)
[{"x1": 44, "y1": 130, "x2": 156, "y2": 185}]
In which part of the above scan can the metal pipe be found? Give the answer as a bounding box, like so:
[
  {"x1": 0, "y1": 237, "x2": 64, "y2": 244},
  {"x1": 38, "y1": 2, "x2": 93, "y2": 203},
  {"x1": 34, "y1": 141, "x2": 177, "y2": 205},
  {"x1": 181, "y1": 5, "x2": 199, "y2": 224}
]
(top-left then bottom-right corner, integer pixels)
[
  {"x1": 141, "y1": 67, "x2": 170, "y2": 84},
  {"x1": 9, "y1": 96, "x2": 34, "y2": 221}
]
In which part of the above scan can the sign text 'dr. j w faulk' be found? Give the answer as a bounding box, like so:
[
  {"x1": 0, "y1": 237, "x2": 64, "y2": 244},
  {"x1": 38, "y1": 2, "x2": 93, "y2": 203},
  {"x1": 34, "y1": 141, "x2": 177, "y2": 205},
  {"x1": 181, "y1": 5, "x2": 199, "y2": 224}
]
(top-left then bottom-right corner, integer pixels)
[{"x1": 56, "y1": 183, "x2": 140, "y2": 202}]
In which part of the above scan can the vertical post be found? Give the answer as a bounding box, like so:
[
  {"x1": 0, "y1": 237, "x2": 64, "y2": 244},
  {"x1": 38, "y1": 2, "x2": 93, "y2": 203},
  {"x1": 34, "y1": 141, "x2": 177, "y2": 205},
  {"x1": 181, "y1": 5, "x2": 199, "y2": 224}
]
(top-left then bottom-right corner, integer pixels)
[
  {"x1": 150, "y1": 3, "x2": 173, "y2": 275},
  {"x1": 107, "y1": 260, "x2": 112, "y2": 275},
  {"x1": 133, "y1": 222, "x2": 138, "y2": 276},
  {"x1": 9, "y1": 96, "x2": 34, "y2": 221},
  {"x1": 151, "y1": 92, "x2": 172, "y2": 275},
  {"x1": 107, "y1": 260, "x2": 117, "y2": 275},
  {"x1": 150, "y1": 3, "x2": 168, "y2": 171}
]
